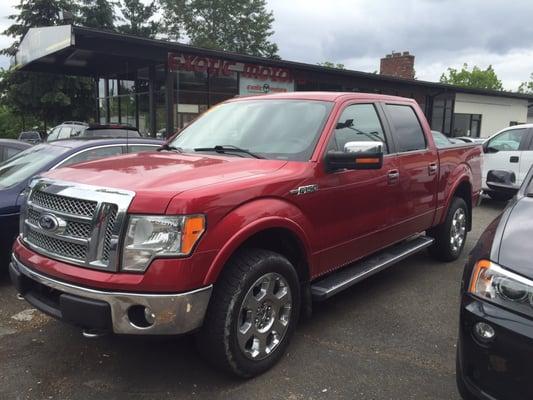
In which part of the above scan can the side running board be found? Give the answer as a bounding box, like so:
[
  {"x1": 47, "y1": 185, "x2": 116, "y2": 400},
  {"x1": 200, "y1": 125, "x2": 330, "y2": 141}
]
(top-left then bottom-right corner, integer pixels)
[{"x1": 311, "y1": 236, "x2": 434, "y2": 301}]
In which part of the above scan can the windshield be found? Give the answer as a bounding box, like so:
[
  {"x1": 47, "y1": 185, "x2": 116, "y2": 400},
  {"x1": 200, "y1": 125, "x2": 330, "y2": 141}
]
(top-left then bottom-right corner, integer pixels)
[
  {"x1": 170, "y1": 99, "x2": 333, "y2": 161},
  {"x1": 0, "y1": 144, "x2": 69, "y2": 189}
]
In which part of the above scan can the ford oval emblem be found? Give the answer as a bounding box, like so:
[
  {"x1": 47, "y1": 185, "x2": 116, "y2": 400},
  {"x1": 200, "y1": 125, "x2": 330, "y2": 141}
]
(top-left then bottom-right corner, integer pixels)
[{"x1": 38, "y1": 213, "x2": 59, "y2": 232}]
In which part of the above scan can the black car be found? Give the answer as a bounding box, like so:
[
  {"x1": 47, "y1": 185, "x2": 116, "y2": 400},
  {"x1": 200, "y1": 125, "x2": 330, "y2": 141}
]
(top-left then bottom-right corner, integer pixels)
[
  {"x1": 18, "y1": 131, "x2": 43, "y2": 144},
  {"x1": 457, "y1": 166, "x2": 533, "y2": 399},
  {"x1": 0, "y1": 139, "x2": 31, "y2": 162},
  {"x1": 47, "y1": 122, "x2": 141, "y2": 142}
]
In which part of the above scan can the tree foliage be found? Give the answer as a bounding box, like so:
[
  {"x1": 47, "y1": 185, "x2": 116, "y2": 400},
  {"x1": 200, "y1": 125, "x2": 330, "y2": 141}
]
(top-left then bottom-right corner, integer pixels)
[
  {"x1": 78, "y1": 0, "x2": 116, "y2": 30},
  {"x1": 518, "y1": 73, "x2": 533, "y2": 94},
  {"x1": 117, "y1": 0, "x2": 160, "y2": 38},
  {"x1": 439, "y1": 63, "x2": 503, "y2": 91},
  {"x1": 317, "y1": 61, "x2": 345, "y2": 69},
  {"x1": 159, "y1": 0, "x2": 279, "y2": 57}
]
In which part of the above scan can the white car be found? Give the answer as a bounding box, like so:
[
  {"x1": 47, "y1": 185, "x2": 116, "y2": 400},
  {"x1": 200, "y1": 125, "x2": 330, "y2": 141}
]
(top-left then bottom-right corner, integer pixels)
[{"x1": 482, "y1": 124, "x2": 533, "y2": 200}]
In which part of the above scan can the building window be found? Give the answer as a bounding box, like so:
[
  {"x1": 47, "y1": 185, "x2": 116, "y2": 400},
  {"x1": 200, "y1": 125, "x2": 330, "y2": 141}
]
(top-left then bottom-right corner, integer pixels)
[
  {"x1": 452, "y1": 113, "x2": 482, "y2": 138},
  {"x1": 430, "y1": 95, "x2": 453, "y2": 135}
]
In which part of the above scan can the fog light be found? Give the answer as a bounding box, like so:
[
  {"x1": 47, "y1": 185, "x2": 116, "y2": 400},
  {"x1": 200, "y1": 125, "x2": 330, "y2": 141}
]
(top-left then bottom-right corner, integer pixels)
[
  {"x1": 474, "y1": 322, "x2": 495, "y2": 342},
  {"x1": 144, "y1": 307, "x2": 156, "y2": 325}
]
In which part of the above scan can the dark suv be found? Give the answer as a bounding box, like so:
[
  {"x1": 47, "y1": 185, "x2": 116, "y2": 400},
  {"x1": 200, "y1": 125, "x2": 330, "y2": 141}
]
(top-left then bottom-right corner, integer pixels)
[{"x1": 47, "y1": 123, "x2": 141, "y2": 142}]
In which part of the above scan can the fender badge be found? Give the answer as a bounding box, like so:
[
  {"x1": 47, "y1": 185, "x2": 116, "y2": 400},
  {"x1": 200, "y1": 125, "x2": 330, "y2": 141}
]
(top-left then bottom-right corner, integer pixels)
[{"x1": 289, "y1": 184, "x2": 319, "y2": 195}]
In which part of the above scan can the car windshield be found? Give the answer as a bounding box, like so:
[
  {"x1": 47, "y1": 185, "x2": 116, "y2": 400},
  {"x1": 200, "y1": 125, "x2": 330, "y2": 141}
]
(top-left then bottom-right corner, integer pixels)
[
  {"x1": 0, "y1": 144, "x2": 69, "y2": 189},
  {"x1": 170, "y1": 99, "x2": 334, "y2": 161}
]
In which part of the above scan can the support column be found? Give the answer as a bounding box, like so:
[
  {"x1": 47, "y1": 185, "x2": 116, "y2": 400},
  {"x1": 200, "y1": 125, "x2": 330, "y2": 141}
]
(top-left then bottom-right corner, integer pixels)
[
  {"x1": 165, "y1": 62, "x2": 175, "y2": 137},
  {"x1": 148, "y1": 65, "x2": 156, "y2": 137}
]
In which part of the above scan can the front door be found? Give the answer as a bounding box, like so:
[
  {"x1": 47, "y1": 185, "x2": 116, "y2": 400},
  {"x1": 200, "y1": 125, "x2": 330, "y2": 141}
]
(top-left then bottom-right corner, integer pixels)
[
  {"x1": 309, "y1": 102, "x2": 400, "y2": 274},
  {"x1": 518, "y1": 129, "x2": 533, "y2": 185},
  {"x1": 483, "y1": 127, "x2": 530, "y2": 188}
]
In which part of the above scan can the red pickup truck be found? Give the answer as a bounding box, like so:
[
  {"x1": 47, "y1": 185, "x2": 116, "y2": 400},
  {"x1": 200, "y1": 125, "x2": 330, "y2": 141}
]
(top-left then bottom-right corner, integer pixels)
[{"x1": 10, "y1": 92, "x2": 482, "y2": 377}]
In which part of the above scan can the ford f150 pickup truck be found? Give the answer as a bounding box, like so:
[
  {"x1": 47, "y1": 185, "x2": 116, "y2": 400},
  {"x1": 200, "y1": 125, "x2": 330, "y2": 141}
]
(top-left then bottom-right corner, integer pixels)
[{"x1": 9, "y1": 92, "x2": 482, "y2": 377}]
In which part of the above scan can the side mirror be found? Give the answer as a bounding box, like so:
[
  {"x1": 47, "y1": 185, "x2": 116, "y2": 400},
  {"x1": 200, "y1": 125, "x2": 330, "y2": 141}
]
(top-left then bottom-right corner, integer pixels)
[
  {"x1": 483, "y1": 142, "x2": 498, "y2": 153},
  {"x1": 326, "y1": 141, "x2": 384, "y2": 172},
  {"x1": 486, "y1": 170, "x2": 519, "y2": 197}
]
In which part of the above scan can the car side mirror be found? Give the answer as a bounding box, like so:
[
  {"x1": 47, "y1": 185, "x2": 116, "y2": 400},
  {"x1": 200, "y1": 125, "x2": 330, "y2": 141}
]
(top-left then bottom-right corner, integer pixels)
[
  {"x1": 326, "y1": 141, "x2": 384, "y2": 172},
  {"x1": 483, "y1": 142, "x2": 498, "y2": 154},
  {"x1": 486, "y1": 170, "x2": 519, "y2": 197}
]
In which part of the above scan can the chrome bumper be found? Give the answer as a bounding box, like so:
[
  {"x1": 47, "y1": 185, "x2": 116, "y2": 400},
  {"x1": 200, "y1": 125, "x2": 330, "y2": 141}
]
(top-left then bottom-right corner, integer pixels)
[{"x1": 10, "y1": 255, "x2": 212, "y2": 335}]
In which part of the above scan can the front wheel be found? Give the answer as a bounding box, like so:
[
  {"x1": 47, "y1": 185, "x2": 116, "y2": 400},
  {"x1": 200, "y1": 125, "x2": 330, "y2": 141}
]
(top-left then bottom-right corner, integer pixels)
[
  {"x1": 428, "y1": 197, "x2": 468, "y2": 262},
  {"x1": 197, "y1": 248, "x2": 300, "y2": 378}
]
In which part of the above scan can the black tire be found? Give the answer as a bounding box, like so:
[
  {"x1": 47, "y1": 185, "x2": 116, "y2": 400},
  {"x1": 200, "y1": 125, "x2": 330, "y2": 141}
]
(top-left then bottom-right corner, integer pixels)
[
  {"x1": 487, "y1": 191, "x2": 513, "y2": 202},
  {"x1": 197, "y1": 248, "x2": 301, "y2": 378},
  {"x1": 428, "y1": 197, "x2": 468, "y2": 262}
]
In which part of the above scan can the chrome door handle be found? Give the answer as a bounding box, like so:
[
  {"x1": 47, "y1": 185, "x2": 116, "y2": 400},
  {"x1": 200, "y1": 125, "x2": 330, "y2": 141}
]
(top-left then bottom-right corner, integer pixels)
[
  {"x1": 428, "y1": 163, "x2": 438, "y2": 175},
  {"x1": 388, "y1": 169, "x2": 400, "y2": 184}
]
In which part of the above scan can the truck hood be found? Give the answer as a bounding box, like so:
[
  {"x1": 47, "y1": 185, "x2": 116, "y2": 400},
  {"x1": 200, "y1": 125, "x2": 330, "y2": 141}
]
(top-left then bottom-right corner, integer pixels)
[
  {"x1": 42, "y1": 152, "x2": 287, "y2": 213},
  {"x1": 497, "y1": 196, "x2": 533, "y2": 279}
]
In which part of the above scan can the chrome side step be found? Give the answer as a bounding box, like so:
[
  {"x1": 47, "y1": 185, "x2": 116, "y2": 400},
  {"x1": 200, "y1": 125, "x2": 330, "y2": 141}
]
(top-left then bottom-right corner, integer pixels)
[{"x1": 311, "y1": 236, "x2": 434, "y2": 301}]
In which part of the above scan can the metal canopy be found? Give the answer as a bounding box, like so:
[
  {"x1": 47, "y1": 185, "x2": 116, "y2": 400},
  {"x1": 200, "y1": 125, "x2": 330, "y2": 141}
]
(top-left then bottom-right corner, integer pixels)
[{"x1": 14, "y1": 25, "x2": 533, "y2": 101}]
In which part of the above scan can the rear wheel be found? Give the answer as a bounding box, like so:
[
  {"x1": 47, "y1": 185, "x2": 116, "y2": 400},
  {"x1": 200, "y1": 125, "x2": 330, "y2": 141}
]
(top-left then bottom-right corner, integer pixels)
[
  {"x1": 428, "y1": 197, "x2": 468, "y2": 262},
  {"x1": 197, "y1": 248, "x2": 300, "y2": 378}
]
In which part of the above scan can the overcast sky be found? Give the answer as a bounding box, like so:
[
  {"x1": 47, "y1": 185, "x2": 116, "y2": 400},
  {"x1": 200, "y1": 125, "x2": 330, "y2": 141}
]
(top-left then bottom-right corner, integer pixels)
[{"x1": 1, "y1": 0, "x2": 532, "y2": 91}]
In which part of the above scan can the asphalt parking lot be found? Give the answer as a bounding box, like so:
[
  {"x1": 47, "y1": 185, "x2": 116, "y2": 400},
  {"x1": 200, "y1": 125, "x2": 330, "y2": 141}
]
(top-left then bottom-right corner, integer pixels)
[{"x1": 0, "y1": 199, "x2": 506, "y2": 400}]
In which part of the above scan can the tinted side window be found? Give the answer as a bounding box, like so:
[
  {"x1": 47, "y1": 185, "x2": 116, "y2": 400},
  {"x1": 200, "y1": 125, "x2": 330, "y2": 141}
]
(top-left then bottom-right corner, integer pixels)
[
  {"x1": 6, "y1": 146, "x2": 22, "y2": 159},
  {"x1": 127, "y1": 145, "x2": 158, "y2": 153},
  {"x1": 386, "y1": 104, "x2": 426, "y2": 152},
  {"x1": 62, "y1": 146, "x2": 124, "y2": 167},
  {"x1": 329, "y1": 104, "x2": 388, "y2": 153},
  {"x1": 488, "y1": 129, "x2": 526, "y2": 152}
]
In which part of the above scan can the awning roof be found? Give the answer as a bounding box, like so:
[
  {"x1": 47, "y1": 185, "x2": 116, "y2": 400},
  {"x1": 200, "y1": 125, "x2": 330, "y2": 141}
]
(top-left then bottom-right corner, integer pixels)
[{"x1": 14, "y1": 25, "x2": 533, "y2": 101}]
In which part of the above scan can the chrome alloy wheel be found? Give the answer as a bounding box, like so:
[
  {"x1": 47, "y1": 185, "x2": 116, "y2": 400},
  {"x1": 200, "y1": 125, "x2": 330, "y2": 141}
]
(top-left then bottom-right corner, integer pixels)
[
  {"x1": 237, "y1": 272, "x2": 292, "y2": 360},
  {"x1": 450, "y1": 208, "x2": 466, "y2": 253}
]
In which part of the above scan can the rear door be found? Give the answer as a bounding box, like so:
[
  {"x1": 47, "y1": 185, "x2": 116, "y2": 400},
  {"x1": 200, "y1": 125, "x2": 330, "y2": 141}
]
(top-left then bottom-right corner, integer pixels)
[
  {"x1": 383, "y1": 102, "x2": 438, "y2": 237},
  {"x1": 519, "y1": 128, "x2": 533, "y2": 184},
  {"x1": 483, "y1": 128, "x2": 529, "y2": 188}
]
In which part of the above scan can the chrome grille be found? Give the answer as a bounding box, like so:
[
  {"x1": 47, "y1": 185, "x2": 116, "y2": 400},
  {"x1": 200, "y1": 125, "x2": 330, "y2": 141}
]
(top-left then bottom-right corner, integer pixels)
[
  {"x1": 30, "y1": 190, "x2": 97, "y2": 217},
  {"x1": 21, "y1": 178, "x2": 135, "y2": 271},
  {"x1": 27, "y1": 230, "x2": 88, "y2": 260}
]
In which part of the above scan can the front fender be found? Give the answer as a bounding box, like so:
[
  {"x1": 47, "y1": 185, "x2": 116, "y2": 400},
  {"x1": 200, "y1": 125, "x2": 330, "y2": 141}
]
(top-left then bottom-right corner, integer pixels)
[{"x1": 200, "y1": 198, "x2": 314, "y2": 286}]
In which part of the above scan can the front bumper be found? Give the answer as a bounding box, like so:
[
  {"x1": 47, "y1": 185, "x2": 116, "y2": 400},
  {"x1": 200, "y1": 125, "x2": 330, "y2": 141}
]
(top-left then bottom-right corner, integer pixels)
[
  {"x1": 457, "y1": 296, "x2": 533, "y2": 400},
  {"x1": 10, "y1": 254, "x2": 212, "y2": 335}
]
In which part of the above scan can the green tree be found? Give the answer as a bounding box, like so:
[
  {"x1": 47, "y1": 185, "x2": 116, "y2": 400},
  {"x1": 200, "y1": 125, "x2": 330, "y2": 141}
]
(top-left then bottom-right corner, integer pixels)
[
  {"x1": 78, "y1": 0, "x2": 116, "y2": 30},
  {"x1": 318, "y1": 61, "x2": 345, "y2": 69},
  {"x1": 159, "y1": 0, "x2": 279, "y2": 57},
  {"x1": 117, "y1": 0, "x2": 161, "y2": 38},
  {"x1": 440, "y1": 63, "x2": 503, "y2": 91},
  {"x1": 518, "y1": 73, "x2": 533, "y2": 94},
  {"x1": 0, "y1": 0, "x2": 94, "y2": 134}
]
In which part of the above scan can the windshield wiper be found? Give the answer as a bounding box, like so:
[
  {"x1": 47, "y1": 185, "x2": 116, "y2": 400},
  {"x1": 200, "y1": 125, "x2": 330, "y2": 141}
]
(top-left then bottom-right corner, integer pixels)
[
  {"x1": 157, "y1": 143, "x2": 184, "y2": 152},
  {"x1": 193, "y1": 145, "x2": 264, "y2": 159}
]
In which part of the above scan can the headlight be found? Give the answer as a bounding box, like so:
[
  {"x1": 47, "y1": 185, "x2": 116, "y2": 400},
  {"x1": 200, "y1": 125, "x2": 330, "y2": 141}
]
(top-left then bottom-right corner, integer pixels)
[
  {"x1": 122, "y1": 214, "x2": 205, "y2": 272},
  {"x1": 469, "y1": 260, "x2": 533, "y2": 316}
]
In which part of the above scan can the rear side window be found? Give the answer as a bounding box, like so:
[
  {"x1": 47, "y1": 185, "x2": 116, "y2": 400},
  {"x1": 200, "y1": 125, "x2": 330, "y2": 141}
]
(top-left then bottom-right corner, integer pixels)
[
  {"x1": 127, "y1": 145, "x2": 158, "y2": 153},
  {"x1": 6, "y1": 146, "x2": 22, "y2": 159},
  {"x1": 386, "y1": 104, "x2": 426, "y2": 152},
  {"x1": 84, "y1": 129, "x2": 141, "y2": 138}
]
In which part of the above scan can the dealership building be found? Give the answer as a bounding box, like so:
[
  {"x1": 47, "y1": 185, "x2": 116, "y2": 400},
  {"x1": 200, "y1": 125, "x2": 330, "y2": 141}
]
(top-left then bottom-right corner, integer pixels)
[{"x1": 14, "y1": 25, "x2": 533, "y2": 138}]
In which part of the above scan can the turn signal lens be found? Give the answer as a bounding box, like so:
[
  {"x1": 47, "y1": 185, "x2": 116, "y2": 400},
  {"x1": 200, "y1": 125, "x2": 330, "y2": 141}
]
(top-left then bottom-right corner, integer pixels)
[{"x1": 181, "y1": 215, "x2": 206, "y2": 255}]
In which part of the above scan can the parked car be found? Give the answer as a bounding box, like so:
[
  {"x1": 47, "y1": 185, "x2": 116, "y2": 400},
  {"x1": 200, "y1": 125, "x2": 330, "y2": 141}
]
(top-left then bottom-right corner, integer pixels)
[
  {"x1": 18, "y1": 131, "x2": 43, "y2": 145},
  {"x1": 457, "y1": 166, "x2": 533, "y2": 400},
  {"x1": 455, "y1": 136, "x2": 485, "y2": 144},
  {"x1": 431, "y1": 130, "x2": 461, "y2": 147},
  {"x1": 0, "y1": 138, "x2": 162, "y2": 273},
  {"x1": 47, "y1": 123, "x2": 140, "y2": 142},
  {"x1": 482, "y1": 124, "x2": 533, "y2": 200},
  {"x1": 9, "y1": 92, "x2": 482, "y2": 377},
  {"x1": 0, "y1": 139, "x2": 31, "y2": 162}
]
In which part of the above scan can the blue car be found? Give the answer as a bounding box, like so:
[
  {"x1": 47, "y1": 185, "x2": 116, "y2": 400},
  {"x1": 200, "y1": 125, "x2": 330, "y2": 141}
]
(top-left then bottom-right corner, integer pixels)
[{"x1": 0, "y1": 138, "x2": 162, "y2": 272}]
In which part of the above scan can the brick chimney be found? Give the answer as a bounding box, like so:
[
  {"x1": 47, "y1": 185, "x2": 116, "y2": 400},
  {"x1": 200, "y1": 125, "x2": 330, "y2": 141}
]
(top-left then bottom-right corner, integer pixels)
[{"x1": 380, "y1": 51, "x2": 415, "y2": 79}]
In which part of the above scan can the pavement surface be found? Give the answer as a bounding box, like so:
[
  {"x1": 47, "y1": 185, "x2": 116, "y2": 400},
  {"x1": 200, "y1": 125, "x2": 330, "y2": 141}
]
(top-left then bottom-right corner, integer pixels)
[{"x1": 0, "y1": 198, "x2": 506, "y2": 400}]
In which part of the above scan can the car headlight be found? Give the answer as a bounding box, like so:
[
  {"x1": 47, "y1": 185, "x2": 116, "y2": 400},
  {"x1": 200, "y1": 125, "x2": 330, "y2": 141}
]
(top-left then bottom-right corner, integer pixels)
[
  {"x1": 122, "y1": 214, "x2": 205, "y2": 272},
  {"x1": 469, "y1": 260, "x2": 533, "y2": 316}
]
